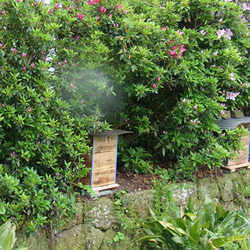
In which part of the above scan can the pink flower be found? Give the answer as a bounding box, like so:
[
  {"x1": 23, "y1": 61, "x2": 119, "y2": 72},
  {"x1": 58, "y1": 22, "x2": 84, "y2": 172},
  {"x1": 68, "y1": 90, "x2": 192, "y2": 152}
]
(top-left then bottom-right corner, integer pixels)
[
  {"x1": 243, "y1": 2, "x2": 250, "y2": 11},
  {"x1": 10, "y1": 152, "x2": 15, "y2": 158},
  {"x1": 27, "y1": 107, "x2": 32, "y2": 113},
  {"x1": 97, "y1": 16, "x2": 101, "y2": 21},
  {"x1": 2, "y1": 104, "x2": 5, "y2": 108},
  {"x1": 2, "y1": 10, "x2": 6, "y2": 15},
  {"x1": 54, "y1": 3, "x2": 59, "y2": 9},
  {"x1": 70, "y1": 83, "x2": 74, "y2": 88},
  {"x1": 200, "y1": 87, "x2": 205, "y2": 91},
  {"x1": 64, "y1": 60, "x2": 67, "y2": 64},
  {"x1": 200, "y1": 29, "x2": 206, "y2": 36},
  {"x1": 13, "y1": 48, "x2": 17, "y2": 54},
  {"x1": 75, "y1": 36, "x2": 80, "y2": 40},
  {"x1": 80, "y1": 99, "x2": 84, "y2": 104},
  {"x1": 193, "y1": 104, "x2": 198, "y2": 110},
  {"x1": 69, "y1": 34, "x2": 72, "y2": 38},
  {"x1": 1, "y1": 66, "x2": 4, "y2": 70},
  {"x1": 23, "y1": 67, "x2": 26, "y2": 72},
  {"x1": 22, "y1": 52, "x2": 26, "y2": 58},
  {"x1": 180, "y1": 44, "x2": 186, "y2": 53},
  {"x1": 58, "y1": 62, "x2": 62, "y2": 66},
  {"x1": 72, "y1": 63, "x2": 75, "y2": 67},
  {"x1": 109, "y1": 14, "x2": 112, "y2": 18},
  {"x1": 213, "y1": 51, "x2": 218, "y2": 56},
  {"x1": 157, "y1": 77, "x2": 161, "y2": 82},
  {"x1": 88, "y1": 0, "x2": 101, "y2": 5},
  {"x1": 99, "y1": 6, "x2": 107, "y2": 13},
  {"x1": 177, "y1": 30, "x2": 184, "y2": 35},
  {"x1": 30, "y1": 62, "x2": 35, "y2": 69},
  {"x1": 169, "y1": 50, "x2": 177, "y2": 58},
  {"x1": 55, "y1": 173, "x2": 60, "y2": 177},
  {"x1": 221, "y1": 133, "x2": 226, "y2": 136},
  {"x1": 217, "y1": 29, "x2": 225, "y2": 39},
  {"x1": 224, "y1": 28, "x2": 233, "y2": 40},
  {"x1": 0, "y1": 44, "x2": 2, "y2": 49},
  {"x1": 152, "y1": 83, "x2": 156, "y2": 89},
  {"x1": 77, "y1": 13, "x2": 83, "y2": 20},
  {"x1": 114, "y1": 23, "x2": 118, "y2": 27},
  {"x1": 226, "y1": 92, "x2": 240, "y2": 101},
  {"x1": 229, "y1": 73, "x2": 235, "y2": 80},
  {"x1": 49, "y1": 9, "x2": 53, "y2": 13},
  {"x1": 162, "y1": 27, "x2": 166, "y2": 31},
  {"x1": 16, "y1": 0, "x2": 21, "y2": 2},
  {"x1": 42, "y1": 51, "x2": 45, "y2": 55},
  {"x1": 37, "y1": 141, "x2": 41, "y2": 146},
  {"x1": 99, "y1": 72, "x2": 103, "y2": 76}
]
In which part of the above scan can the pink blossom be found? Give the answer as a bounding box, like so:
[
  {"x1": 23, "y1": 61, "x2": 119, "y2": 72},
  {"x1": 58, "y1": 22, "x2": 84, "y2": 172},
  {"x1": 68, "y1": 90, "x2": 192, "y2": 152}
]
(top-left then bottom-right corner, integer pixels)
[
  {"x1": 30, "y1": 62, "x2": 35, "y2": 69},
  {"x1": 243, "y1": 2, "x2": 250, "y2": 11},
  {"x1": 58, "y1": 62, "x2": 62, "y2": 66},
  {"x1": 54, "y1": 3, "x2": 59, "y2": 9},
  {"x1": 88, "y1": 0, "x2": 101, "y2": 5},
  {"x1": 99, "y1": 6, "x2": 107, "y2": 13},
  {"x1": 49, "y1": 9, "x2": 53, "y2": 13},
  {"x1": 75, "y1": 36, "x2": 80, "y2": 40},
  {"x1": 97, "y1": 16, "x2": 101, "y2": 21},
  {"x1": 213, "y1": 51, "x2": 218, "y2": 56},
  {"x1": 16, "y1": 0, "x2": 21, "y2": 2},
  {"x1": 37, "y1": 141, "x2": 41, "y2": 146},
  {"x1": 22, "y1": 52, "x2": 26, "y2": 58},
  {"x1": 27, "y1": 107, "x2": 32, "y2": 113},
  {"x1": 0, "y1": 44, "x2": 2, "y2": 49},
  {"x1": 77, "y1": 13, "x2": 83, "y2": 20},
  {"x1": 182, "y1": 98, "x2": 188, "y2": 105},
  {"x1": 226, "y1": 92, "x2": 240, "y2": 101},
  {"x1": 200, "y1": 87, "x2": 205, "y2": 91},
  {"x1": 152, "y1": 83, "x2": 156, "y2": 89},
  {"x1": 99, "y1": 72, "x2": 103, "y2": 76},
  {"x1": 10, "y1": 152, "x2": 15, "y2": 158},
  {"x1": 200, "y1": 29, "x2": 206, "y2": 36},
  {"x1": 55, "y1": 173, "x2": 60, "y2": 177},
  {"x1": 221, "y1": 133, "x2": 226, "y2": 136},
  {"x1": 64, "y1": 60, "x2": 67, "y2": 64},
  {"x1": 69, "y1": 34, "x2": 72, "y2": 38},
  {"x1": 180, "y1": 44, "x2": 186, "y2": 53},
  {"x1": 80, "y1": 99, "x2": 84, "y2": 104},
  {"x1": 109, "y1": 14, "x2": 112, "y2": 18},
  {"x1": 162, "y1": 27, "x2": 166, "y2": 31},
  {"x1": 157, "y1": 77, "x2": 161, "y2": 82},
  {"x1": 72, "y1": 63, "x2": 75, "y2": 67},
  {"x1": 2, "y1": 104, "x2": 5, "y2": 108},
  {"x1": 224, "y1": 28, "x2": 233, "y2": 40},
  {"x1": 217, "y1": 29, "x2": 225, "y2": 39},
  {"x1": 42, "y1": 51, "x2": 45, "y2": 55},
  {"x1": 70, "y1": 83, "x2": 74, "y2": 88},
  {"x1": 114, "y1": 23, "x2": 118, "y2": 27},
  {"x1": 2, "y1": 10, "x2": 6, "y2": 15},
  {"x1": 169, "y1": 50, "x2": 177, "y2": 58},
  {"x1": 13, "y1": 48, "x2": 17, "y2": 54},
  {"x1": 170, "y1": 40, "x2": 174, "y2": 43},
  {"x1": 229, "y1": 73, "x2": 235, "y2": 80},
  {"x1": 193, "y1": 104, "x2": 198, "y2": 110},
  {"x1": 177, "y1": 30, "x2": 184, "y2": 35},
  {"x1": 1, "y1": 66, "x2": 4, "y2": 70},
  {"x1": 23, "y1": 67, "x2": 26, "y2": 72}
]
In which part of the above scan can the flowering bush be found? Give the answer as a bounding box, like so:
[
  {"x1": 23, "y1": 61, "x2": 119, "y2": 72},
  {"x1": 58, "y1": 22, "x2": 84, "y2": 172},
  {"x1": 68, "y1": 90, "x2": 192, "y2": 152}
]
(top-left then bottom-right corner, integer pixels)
[
  {"x1": 0, "y1": 0, "x2": 249, "y2": 231},
  {"x1": 85, "y1": 0, "x2": 249, "y2": 178}
]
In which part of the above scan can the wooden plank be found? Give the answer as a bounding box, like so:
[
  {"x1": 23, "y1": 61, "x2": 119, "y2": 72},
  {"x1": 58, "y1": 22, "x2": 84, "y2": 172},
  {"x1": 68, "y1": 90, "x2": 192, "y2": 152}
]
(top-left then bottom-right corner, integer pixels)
[
  {"x1": 228, "y1": 135, "x2": 249, "y2": 166},
  {"x1": 94, "y1": 136, "x2": 117, "y2": 154},
  {"x1": 92, "y1": 168, "x2": 116, "y2": 187},
  {"x1": 93, "y1": 152, "x2": 116, "y2": 169},
  {"x1": 223, "y1": 162, "x2": 250, "y2": 172},
  {"x1": 92, "y1": 183, "x2": 119, "y2": 194}
]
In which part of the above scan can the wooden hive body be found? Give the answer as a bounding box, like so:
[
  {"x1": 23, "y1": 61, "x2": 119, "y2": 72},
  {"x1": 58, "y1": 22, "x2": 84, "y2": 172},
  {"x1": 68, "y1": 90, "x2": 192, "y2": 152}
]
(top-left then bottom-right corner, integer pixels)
[
  {"x1": 79, "y1": 130, "x2": 132, "y2": 194},
  {"x1": 216, "y1": 117, "x2": 250, "y2": 172}
]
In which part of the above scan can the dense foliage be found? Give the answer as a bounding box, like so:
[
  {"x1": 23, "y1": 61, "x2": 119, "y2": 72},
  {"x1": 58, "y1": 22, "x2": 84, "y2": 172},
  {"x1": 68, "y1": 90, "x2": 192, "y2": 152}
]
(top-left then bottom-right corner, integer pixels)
[
  {"x1": 0, "y1": 0, "x2": 250, "y2": 233},
  {"x1": 141, "y1": 197, "x2": 250, "y2": 249}
]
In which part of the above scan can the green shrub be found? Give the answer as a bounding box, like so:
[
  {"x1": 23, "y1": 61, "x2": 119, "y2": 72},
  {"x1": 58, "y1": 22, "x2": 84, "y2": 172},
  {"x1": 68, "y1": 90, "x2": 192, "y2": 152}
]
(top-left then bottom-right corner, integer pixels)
[{"x1": 141, "y1": 197, "x2": 250, "y2": 249}]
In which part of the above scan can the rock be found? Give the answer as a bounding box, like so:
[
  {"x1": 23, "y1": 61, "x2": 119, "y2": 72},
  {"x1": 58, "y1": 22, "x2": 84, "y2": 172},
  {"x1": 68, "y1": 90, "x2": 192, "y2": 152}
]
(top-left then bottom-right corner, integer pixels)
[
  {"x1": 231, "y1": 109, "x2": 244, "y2": 118},
  {"x1": 217, "y1": 174, "x2": 235, "y2": 202},
  {"x1": 85, "y1": 198, "x2": 118, "y2": 231},
  {"x1": 197, "y1": 178, "x2": 220, "y2": 201},
  {"x1": 173, "y1": 182, "x2": 198, "y2": 206},
  {"x1": 222, "y1": 110, "x2": 231, "y2": 119}
]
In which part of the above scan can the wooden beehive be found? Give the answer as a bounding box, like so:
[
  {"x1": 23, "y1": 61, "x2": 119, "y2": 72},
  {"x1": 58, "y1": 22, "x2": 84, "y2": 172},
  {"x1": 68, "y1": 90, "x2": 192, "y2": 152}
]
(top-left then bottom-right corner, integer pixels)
[
  {"x1": 216, "y1": 117, "x2": 250, "y2": 172},
  {"x1": 79, "y1": 130, "x2": 131, "y2": 194}
]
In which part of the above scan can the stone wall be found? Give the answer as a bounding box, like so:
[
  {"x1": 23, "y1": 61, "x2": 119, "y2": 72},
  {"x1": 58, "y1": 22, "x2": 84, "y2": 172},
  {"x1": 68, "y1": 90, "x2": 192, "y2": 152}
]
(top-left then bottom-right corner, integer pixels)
[{"x1": 15, "y1": 171, "x2": 250, "y2": 250}]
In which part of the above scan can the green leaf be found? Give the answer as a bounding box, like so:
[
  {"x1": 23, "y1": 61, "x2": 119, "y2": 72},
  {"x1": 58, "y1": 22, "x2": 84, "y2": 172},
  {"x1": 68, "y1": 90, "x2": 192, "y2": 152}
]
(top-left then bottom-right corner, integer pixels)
[{"x1": 212, "y1": 235, "x2": 248, "y2": 248}]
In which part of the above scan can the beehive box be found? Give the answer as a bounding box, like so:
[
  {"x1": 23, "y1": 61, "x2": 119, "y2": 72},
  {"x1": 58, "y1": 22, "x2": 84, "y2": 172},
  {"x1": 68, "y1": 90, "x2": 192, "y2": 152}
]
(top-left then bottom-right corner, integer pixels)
[
  {"x1": 79, "y1": 130, "x2": 131, "y2": 194},
  {"x1": 216, "y1": 117, "x2": 250, "y2": 172}
]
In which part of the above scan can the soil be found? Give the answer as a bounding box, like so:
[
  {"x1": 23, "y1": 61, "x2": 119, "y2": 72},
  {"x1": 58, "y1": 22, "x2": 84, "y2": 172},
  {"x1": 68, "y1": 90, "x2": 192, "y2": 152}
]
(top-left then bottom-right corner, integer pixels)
[{"x1": 114, "y1": 164, "x2": 226, "y2": 194}]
